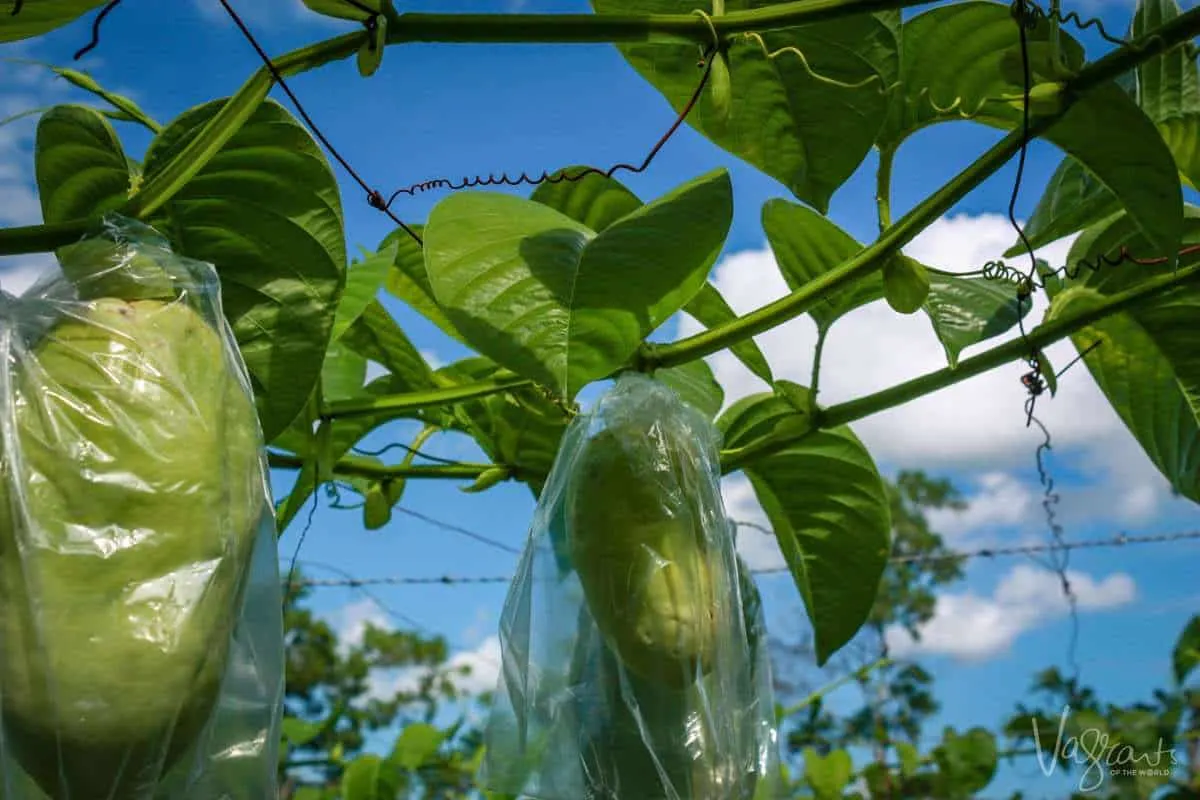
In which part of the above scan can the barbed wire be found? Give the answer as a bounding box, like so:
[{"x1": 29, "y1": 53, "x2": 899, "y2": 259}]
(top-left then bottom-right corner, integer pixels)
[{"x1": 292, "y1": 527, "x2": 1200, "y2": 587}]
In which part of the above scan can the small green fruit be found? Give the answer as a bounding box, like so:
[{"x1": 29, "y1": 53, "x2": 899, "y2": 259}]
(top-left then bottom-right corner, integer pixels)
[
  {"x1": 566, "y1": 422, "x2": 717, "y2": 688},
  {"x1": 0, "y1": 296, "x2": 265, "y2": 799}
]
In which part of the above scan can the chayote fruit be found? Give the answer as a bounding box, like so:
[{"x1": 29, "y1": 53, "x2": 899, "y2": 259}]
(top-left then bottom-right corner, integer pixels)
[
  {"x1": 565, "y1": 417, "x2": 717, "y2": 689},
  {"x1": 0, "y1": 296, "x2": 266, "y2": 799}
]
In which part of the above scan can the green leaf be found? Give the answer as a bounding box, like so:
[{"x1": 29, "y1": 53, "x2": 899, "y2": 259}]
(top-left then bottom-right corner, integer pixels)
[
  {"x1": 529, "y1": 166, "x2": 643, "y2": 232},
  {"x1": 435, "y1": 358, "x2": 569, "y2": 496},
  {"x1": 883, "y1": 255, "x2": 930, "y2": 314},
  {"x1": 1039, "y1": 82, "x2": 1183, "y2": 263},
  {"x1": 896, "y1": 741, "x2": 920, "y2": 777},
  {"x1": 302, "y1": 0, "x2": 382, "y2": 21},
  {"x1": 379, "y1": 224, "x2": 468, "y2": 347},
  {"x1": 656, "y1": 359, "x2": 724, "y2": 418},
  {"x1": 762, "y1": 198, "x2": 885, "y2": 331},
  {"x1": 139, "y1": 98, "x2": 346, "y2": 442},
  {"x1": 682, "y1": 282, "x2": 774, "y2": 385},
  {"x1": 720, "y1": 389, "x2": 891, "y2": 663},
  {"x1": 1134, "y1": 0, "x2": 1200, "y2": 189},
  {"x1": 802, "y1": 747, "x2": 853, "y2": 800},
  {"x1": 363, "y1": 482, "x2": 391, "y2": 530},
  {"x1": 357, "y1": 14, "x2": 387, "y2": 78},
  {"x1": 592, "y1": 0, "x2": 896, "y2": 212},
  {"x1": 1002, "y1": 156, "x2": 1122, "y2": 257},
  {"x1": 424, "y1": 169, "x2": 733, "y2": 398},
  {"x1": 923, "y1": 270, "x2": 1031, "y2": 368},
  {"x1": 0, "y1": 0, "x2": 108, "y2": 43},
  {"x1": 333, "y1": 243, "x2": 398, "y2": 342},
  {"x1": 281, "y1": 717, "x2": 323, "y2": 748},
  {"x1": 1043, "y1": 208, "x2": 1200, "y2": 503},
  {"x1": 340, "y1": 300, "x2": 436, "y2": 392},
  {"x1": 1172, "y1": 615, "x2": 1200, "y2": 685},
  {"x1": 7, "y1": 59, "x2": 161, "y2": 133},
  {"x1": 883, "y1": 2, "x2": 1183, "y2": 259},
  {"x1": 35, "y1": 105, "x2": 131, "y2": 226},
  {"x1": 341, "y1": 754, "x2": 401, "y2": 800},
  {"x1": 932, "y1": 728, "x2": 998, "y2": 797},
  {"x1": 390, "y1": 722, "x2": 446, "y2": 771},
  {"x1": 322, "y1": 340, "x2": 367, "y2": 402},
  {"x1": 878, "y1": 1, "x2": 1086, "y2": 149}
]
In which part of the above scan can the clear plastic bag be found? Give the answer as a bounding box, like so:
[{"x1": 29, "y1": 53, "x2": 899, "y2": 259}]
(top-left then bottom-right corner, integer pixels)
[
  {"x1": 0, "y1": 214, "x2": 284, "y2": 799},
  {"x1": 481, "y1": 372, "x2": 780, "y2": 800}
]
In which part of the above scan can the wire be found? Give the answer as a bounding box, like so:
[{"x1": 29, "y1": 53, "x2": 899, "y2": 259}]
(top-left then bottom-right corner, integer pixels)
[
  {"x1": 1003, "y1": 0, "x2": 1084, "y2": 684},
  {"x1": 216, "y1": 0, "x2": 424, "y2": 245},
  {"x1": 378, "y1": 45, "x2": 717, "y2": 207},
  {"x1": 392, "y1": 505, "x2": 521, "y2": 555},
  {"x1": 293, "y1": 527, "x2": 1200, "y2": 587}
]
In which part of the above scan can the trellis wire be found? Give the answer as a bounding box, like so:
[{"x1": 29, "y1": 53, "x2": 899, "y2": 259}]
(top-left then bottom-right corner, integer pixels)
[{"x1": 291, "y1": 527, "x2": 1200, "y2": 588}]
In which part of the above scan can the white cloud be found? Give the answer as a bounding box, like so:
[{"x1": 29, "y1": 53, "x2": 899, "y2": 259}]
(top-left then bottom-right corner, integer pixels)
[
  {"x1": 192, "y1": 0, "x2": 353, "y2": 28},
  {"x1": 683, "y1": 211, "x2": 1192, "y2": 531},
  {"x1": 419, "y1": 348, "x2": 444, "y2": 370},
  {"x1": 885, "y1": 563, "x2": 1136, "y2": 661},
  {"x1": 333, "y1": 598, "x2": 390, "y2": 654}
]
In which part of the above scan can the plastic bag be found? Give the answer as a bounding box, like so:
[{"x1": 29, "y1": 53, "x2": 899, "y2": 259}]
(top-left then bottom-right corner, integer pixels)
[
  {"x1": 480, "y1": 372, "x2": 781, "y2": 800},
  {"x1": 0, "y1": 214, "x2": 284, "y2": 799}
]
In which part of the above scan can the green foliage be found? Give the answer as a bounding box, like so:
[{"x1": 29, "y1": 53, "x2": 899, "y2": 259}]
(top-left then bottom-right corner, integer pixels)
[
  {"x1": 720, "y1": 386, "x2": 892, "y2": 664},
  {"x1": 0, "y1": 0, "x2": 109, "y2": 43},
  {"x1": 1044, "y1": 206, "x2": 1200, "y2": 503},
  {"x1": 422, "y1": 169, "x2": 733, "y2": 399}
]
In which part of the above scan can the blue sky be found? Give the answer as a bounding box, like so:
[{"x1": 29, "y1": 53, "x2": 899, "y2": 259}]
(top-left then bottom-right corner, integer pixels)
[{"x1": 2, "y1": 1, "x2": 1199, "y2": 797}]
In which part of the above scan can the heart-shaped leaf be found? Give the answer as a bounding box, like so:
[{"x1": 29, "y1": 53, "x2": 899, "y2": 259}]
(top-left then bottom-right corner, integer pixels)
[
  {"x1": 878, "y1": 1, "x2": 1085, "y2": 149},
  {"x1": 932, "y1": 728, "x2": 998, "y2": 796},
  {"x1": 923, "y1": 270, "x2": 1031, "y2": 368},
  {"x1": 35, "y1": 105, "x2": 131, "y2": 227},
  {"x1": 529, "y1": 166, "x2": 642, "y2": 233},
  {"x1": 803, "y1": 747, "x2": 854, "y2": 800},
  {"x1": 1, "y1": 0, "x2": 108, "y2": 43},
  {"x1": 592, "y1": 0, "x2": 896, "y2": 213},
  {"x1": 390, "y1": 722, "x2": 446, "y2": 771},
  {"x1": 378, "y1": 224, "x2": 468, "y2": 347},
  {"x1": 720, "y1": 388, "x2": 891, "y2": 663},
  {"x1": 1002, "y1": 156, "x2": 1122, "y2": 257},
  {"x1": 433, "y1": 357, "x2": 570, "y2": 496},
  {"x1": 682, "y1": 282, "x2": 775, "y2": 386},
  {"x1": 424, "y1": 169, "x2": 733, "y2": 398},
  {"x1": 656, "y1": 359, "x2": 724, "y2": 419},
  {"x1": 528, "y1": 168, "x2": 771, "y2": 384},
  {"x1": 341, "y1": 754, "x2": 401, "y2": 800},
  {"x1": 761, "y1": 198, "x2": 886, "y2": 332},
  {"x1": 883, "y1": 1, "x2": 1183, "y2": 260},
  {"x1": 332, "y1": 243, "x2": 396, "y2": 342},
  {"x1": 139, "y1": 98, "x2": 347, "y2": 442},
  {"x1": 1043, "y1": 207, "x2": 1200, "y2": 503},
  {"x1": 340, "y1": 300, "x2": 435, "y2": 391},
  {"x1": 1135, "y1": 0, "x2": 1200, "y2": 189}
]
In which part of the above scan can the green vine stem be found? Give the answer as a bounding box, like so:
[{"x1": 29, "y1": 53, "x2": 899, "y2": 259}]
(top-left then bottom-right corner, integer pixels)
[
  {"x1": 876, "y1": 145, "x2": 895, "y2": 233},
  {"x1": 640, "y1": 4, "x2": 1200, "y2": 371},
  {"x1": 320, "y1": 372, "x2": 531, "y2": 420},
  {"x1": 723, "y1": 258, "x2": 1200, "y2": 472},
  {"x1": 267, "y1": 451, "x2": 495, "y2": 481}
]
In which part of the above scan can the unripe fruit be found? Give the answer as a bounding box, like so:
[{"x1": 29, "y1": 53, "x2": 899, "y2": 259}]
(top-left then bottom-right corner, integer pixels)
[
  {"x1": 566, "y1": 420, "x2": 717, "y2": 689},
  {"x1": 0, "y1": 296, "x2": 265, "y2": 799}
]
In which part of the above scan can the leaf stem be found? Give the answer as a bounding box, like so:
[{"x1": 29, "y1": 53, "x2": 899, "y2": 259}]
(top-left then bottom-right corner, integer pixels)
[
  {"x1": 267, "y1": 451, "x2": 495, "y2": 480},
  {"x1": 876, "y1": 146, "x2": 895, "y2": 233},
  {"x1": 726, "y1": 258, "x2": 1200, "y2": 471},
  {"x1": 641, "y1": 5, "x2": 1200, "y2": 371},
  {"x1": 320, "y1": 373, "x2": 531, "y2": 420},
  {"x1": 809, "y1": 325, "x2": 829, "y2": 411},
  {"x1": 779, "y1": 656, "x2": 892, "y2": 719}
]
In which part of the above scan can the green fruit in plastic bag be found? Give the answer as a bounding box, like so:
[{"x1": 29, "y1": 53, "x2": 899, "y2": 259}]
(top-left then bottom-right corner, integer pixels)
[
  {"x1": 0, "y1": 296, "x2": 266, "y2": 799},
  {"x1": 566, "y1": 422, "x2": 717, "y2": 689}
]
